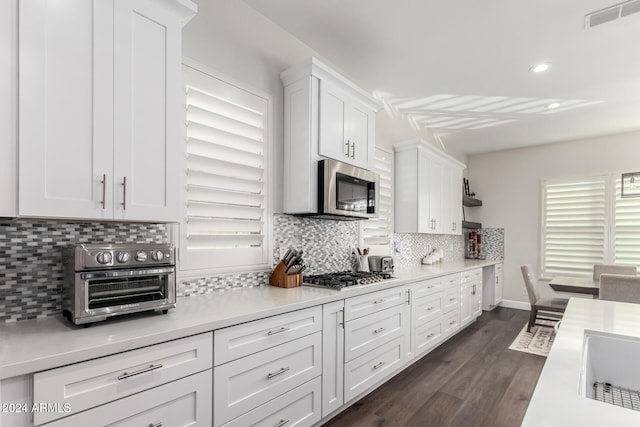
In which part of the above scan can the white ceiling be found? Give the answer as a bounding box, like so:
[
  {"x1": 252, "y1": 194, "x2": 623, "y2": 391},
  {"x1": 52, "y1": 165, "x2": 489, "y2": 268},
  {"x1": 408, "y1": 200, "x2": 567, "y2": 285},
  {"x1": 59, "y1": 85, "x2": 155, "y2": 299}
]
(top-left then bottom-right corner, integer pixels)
[{"x1": 243, "y1": 0, "x2": 640, "y2": 155}]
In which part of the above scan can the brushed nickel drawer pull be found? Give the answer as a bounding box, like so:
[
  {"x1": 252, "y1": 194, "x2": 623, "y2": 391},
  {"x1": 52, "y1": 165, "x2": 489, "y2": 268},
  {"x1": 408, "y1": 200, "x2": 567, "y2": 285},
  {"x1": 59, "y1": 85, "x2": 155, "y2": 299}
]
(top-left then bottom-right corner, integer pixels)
[
  {"x1": 117, "y1": 363, "x2": 163, "y2": 380},
  {"x1": 267, "y1": 367, "x2": 290, "y2": 379},
  {"x1": 373, "y1": 299, "x2": 385, "y2": 304},
  {"x1": 426, "y1": 306, "x2": 435, "y2": 311},
  {"x1": 426, "y1": 333, "x2": 435, "y2": 339},
  {"x1": 149, "y1": 423, "x2": 163, "y2": 427},
  {"x1": 373, "y1": 361, "x2": 385, "y2": 370},
  {"x1": 449, "y1": 297, "x2": 457, "y2": 302},
  {"x1": 275, "y1": 419, "x2": 290, "y2": 427},
  {"x1": 449, "y1": 320, "x2": 456, "y2": 326},
  {"x1": 267, "y1": 326, "x2": 290, "y2": 336},
  {"x1": 373, "y1": 327, "x2": 386, "y2": 334}
]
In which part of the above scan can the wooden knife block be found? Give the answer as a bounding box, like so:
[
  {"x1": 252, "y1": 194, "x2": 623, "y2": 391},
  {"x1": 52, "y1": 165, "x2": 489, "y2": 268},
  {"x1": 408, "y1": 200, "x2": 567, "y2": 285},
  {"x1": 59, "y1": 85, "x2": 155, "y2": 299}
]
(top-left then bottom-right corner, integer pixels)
[{"x1": 269, "y1": 261, "x2": 303, "y2": 288}]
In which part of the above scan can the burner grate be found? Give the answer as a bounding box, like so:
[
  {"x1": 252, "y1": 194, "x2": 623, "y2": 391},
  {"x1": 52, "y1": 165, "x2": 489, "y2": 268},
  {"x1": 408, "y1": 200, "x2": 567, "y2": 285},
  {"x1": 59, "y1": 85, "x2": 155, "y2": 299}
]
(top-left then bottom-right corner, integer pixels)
[
  {"x1": 593, "y1": 382, "x2": 640, "y2": 411},
  {"x1": 303, "y1": 271, "x2": 391, "y2": 289}
]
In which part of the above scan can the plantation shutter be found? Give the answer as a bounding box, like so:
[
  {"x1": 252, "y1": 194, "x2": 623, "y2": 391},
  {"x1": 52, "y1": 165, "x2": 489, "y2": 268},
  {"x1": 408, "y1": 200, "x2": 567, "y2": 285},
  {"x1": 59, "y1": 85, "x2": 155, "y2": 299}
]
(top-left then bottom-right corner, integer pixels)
[
  {"x1": 615, "y1": 177, "x2": 640, "y2": 270},
  {"x1": 541, "y1": 177, "x2": 607, "y2": 277},
  {"x1": 180, "y1": 65, "x2": 270, "y2": 272},
  {"x1": 360, "y1": 148, "x2": 393, "y2": 255}
]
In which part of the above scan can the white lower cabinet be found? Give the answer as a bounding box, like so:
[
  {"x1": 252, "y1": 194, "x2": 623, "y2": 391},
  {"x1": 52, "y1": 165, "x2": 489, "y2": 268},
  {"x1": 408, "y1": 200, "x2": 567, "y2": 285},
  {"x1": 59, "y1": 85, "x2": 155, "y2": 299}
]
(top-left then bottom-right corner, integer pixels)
[
  {"x1": 45, "y1": 370, "x2": 212, "y2": 427},
  {"x1": 414, "y1": 318, "x2": 444, "y2": 355},
  {"x1": 222, "y1": 377, "x2": 322, "y2": 427},
  {"x1": 213, "y1": 332, "x2": 322, "y2": 426},
  {"x1": 443, "y1": 309, "x2": 461, "y2": 337},
  {"x1": 344, "y1": 336, "x2": 406, "y2": 402},
  {"x1": 483, "y1": 262, "x2": 503, "y2": 310}
]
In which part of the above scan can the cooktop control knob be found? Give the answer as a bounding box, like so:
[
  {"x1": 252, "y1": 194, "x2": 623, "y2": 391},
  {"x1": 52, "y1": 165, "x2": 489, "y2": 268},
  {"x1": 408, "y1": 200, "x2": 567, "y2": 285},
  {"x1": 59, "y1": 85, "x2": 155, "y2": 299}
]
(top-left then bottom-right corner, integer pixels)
[
  {"x1": 135, "y1": 251, "x2": 147, "y2": 262},
  {"x1": 96, "y1": 251, "x2": 112, "y2": 265},
  {"x1": 116, "y1": 251, "x2": 130, "y2": 263},
  {"x1": 151, "y1": 250, "x2": 164, "y2": 261}
]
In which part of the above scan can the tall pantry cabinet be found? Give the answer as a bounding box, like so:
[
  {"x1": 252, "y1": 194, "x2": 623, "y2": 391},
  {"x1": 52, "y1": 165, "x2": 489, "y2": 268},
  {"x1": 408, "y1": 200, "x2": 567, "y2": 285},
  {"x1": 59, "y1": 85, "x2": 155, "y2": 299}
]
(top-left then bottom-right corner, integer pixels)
[
  {"x1": 394, "y1": 139, "x2": 465, "y2": 235},
  {"x1": 16, "y1": 0, "x2": 196, "y2": 222}
]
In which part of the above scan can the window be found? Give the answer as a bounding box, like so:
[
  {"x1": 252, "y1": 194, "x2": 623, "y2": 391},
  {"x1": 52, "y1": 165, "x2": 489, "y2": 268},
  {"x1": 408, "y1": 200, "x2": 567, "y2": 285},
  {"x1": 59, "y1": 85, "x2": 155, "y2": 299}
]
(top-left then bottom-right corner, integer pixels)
[
  {"x1": 359, "y1": 147, "x2": 393, "y2": 255},
  {"x1": 541, "y1": 173, "x2": 640, "y2": 278},
  {"x1": 179, "y1": 63, "x2": 271, "y2": 274}
]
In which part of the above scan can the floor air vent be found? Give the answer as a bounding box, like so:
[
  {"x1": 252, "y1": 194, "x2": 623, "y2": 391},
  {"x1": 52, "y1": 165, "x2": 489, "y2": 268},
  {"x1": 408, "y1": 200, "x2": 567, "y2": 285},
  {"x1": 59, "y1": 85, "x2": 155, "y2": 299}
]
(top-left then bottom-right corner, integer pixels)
[{"x1": 586, "y1": 0, "x2": 640, "y2": 28}]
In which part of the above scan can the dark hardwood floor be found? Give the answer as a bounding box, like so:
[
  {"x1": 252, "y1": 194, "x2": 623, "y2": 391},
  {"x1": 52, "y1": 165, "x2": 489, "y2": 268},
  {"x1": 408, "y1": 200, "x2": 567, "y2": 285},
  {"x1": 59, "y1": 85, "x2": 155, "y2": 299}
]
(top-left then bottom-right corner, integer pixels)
[{"x1": 323, "y1": 307, "x2": 546, "y2": 427}]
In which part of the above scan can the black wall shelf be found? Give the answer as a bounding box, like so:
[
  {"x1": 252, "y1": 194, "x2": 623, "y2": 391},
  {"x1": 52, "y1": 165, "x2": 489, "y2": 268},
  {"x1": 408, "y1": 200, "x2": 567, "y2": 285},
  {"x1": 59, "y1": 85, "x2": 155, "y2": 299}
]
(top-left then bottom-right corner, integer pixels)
[
  {"x1": 462, "y1": 221, "x2": 481, "y2": 229},
  {"x1": 462, "y1": 196, "x2": 483, "y2": 207}
]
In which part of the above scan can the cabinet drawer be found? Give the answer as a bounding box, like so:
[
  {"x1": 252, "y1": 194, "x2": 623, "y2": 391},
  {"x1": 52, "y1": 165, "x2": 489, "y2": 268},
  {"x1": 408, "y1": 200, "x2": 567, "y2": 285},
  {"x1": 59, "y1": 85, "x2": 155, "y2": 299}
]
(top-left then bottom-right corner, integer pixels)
[
  {"x1": 344, "y1": 304, "x2": 409, "y2": 362},
  {"x1": 222, "y1": 377, "x2": 321, "y2": 427},
  {"x1": 443, "y1": 287, "x2": 460, "y2": 313},
  {"x1": 344, "y1": 336, "x2": 405, "y2": 403},
  {"x1": 461, "y1": 268, "x2": 482, "y2": 282},
  {"x1": 215, "y1": 306, "x2": 321, "y2": 365},
  {"x1": 443, "y1": 273, "x2": 461, "y2": 289},
  {"x1": 33, "y1": 332, "x2": 213, "y2": 425},
  {"x1": 344, "y1": 286, "x2": 408, "y2": 321},
  {"x1": 45, "y1": 370, "x2": 212, "y2": 427},
  {"x1": 415, "y1": 318, "x2": 443, "y2": 356},
  {"x1": 443, "y1": 309, "x2": 460, "y2": 336},
  {"x1": 214, "y1": 332, "x2": 322, "y2": 426},
  {"x1": 413, "y1": 291, "x2": 443, "y2": 327},
  {"x1": 412, "y1": 277, "x2": 443, "y2": 298}
]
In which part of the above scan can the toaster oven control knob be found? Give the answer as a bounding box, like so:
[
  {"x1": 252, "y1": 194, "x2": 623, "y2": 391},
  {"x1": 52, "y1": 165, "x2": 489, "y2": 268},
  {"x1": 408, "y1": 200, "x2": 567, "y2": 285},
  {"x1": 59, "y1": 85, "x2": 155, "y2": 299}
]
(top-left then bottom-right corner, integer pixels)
[
  {"x1": 96, "y1": 251, "x2": 112, "y2": 265},
  {"x1": 135, "y1": 251, "x2": 148, "y2": 262},
  {"x1": 151, "y1": 250, "x2": 164, "y2": 261},
  {"x1": 116, "y1": 251, "x2": 130, "y2": 263}
]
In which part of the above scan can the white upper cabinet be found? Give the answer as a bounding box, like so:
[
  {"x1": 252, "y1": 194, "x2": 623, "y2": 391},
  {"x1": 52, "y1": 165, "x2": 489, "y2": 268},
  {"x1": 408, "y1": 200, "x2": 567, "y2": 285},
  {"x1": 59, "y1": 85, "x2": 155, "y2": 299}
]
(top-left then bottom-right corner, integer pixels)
[
  {"x1": 319, "y1": 79, "x2": 375, "y2": 169},
  {"x1": 394, "y1": 139, "x2": 465, "y2": 235},
  {"x1": 18, "y1": 0, "x2": 196, "y2": 222},
  {"x1": 280, "y1": 57, "x2": 381, "y2": 214}
]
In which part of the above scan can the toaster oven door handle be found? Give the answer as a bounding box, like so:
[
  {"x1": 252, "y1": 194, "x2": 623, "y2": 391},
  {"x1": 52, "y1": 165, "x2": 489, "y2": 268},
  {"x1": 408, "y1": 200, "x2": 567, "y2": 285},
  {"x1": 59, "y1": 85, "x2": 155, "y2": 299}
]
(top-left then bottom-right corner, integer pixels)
[{"x1": 80, "y1": 267, "x2": 175, "y2": 280}]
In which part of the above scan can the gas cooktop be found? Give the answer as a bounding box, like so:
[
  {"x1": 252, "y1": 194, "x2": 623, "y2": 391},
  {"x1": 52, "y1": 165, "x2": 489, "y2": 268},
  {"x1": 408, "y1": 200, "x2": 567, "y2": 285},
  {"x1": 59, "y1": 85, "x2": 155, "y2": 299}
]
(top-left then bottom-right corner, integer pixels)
[{"x1": 303, "y1": 271, "x2": 393, "y2": 290}]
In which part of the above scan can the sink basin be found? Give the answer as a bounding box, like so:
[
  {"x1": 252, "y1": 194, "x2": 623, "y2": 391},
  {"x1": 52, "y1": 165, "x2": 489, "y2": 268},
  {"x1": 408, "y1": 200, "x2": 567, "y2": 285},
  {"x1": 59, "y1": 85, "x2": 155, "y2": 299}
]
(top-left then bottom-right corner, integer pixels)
[{"x1": 580, "y1": 330, "x2": 640, "y2": 405}]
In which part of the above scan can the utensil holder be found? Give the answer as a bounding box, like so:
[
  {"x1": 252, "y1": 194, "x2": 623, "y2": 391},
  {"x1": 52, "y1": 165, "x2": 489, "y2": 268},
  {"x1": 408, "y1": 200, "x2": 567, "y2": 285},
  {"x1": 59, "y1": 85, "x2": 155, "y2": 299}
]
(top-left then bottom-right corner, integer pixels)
[{"x1": 269, "y1": 261, "x2": 303, "y2": 288}]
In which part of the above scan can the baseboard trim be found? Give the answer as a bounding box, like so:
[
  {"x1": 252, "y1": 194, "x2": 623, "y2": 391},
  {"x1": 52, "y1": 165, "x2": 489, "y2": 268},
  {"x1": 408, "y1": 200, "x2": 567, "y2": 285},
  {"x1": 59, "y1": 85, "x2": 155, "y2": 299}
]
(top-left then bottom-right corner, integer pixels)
[{"x1": 499, "y1": 299, "x2": 531, "y2": 311}]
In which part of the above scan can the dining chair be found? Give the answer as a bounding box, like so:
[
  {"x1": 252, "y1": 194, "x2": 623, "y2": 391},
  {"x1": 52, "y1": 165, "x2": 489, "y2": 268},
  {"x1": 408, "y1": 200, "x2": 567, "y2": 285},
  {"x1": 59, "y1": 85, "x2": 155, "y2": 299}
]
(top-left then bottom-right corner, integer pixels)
[
  {"x1": 521, "y1": 264, "x2": 569, "y2": 332},
  {"x1": 592, "y1": 264, "x2": 637, "y2": 281},
  {"x1": 599, "y1": 273, "x2": 640, "y2": 304}
]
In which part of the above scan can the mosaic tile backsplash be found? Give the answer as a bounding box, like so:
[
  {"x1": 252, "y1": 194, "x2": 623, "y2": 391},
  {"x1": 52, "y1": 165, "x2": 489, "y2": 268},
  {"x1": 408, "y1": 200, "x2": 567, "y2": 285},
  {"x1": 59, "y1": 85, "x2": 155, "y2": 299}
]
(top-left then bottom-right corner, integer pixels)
[
  {"x1": 0, "y1": 219, "x2": 168, "y2": 323},
  {"x1": 0, "y1": 215, "x2": 504, "y2": 323}
]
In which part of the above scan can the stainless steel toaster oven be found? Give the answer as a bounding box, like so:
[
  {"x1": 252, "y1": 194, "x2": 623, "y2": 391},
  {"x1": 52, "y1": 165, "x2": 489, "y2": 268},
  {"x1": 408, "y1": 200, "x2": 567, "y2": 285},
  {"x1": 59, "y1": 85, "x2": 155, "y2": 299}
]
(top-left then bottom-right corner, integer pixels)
[{"x1": 62, "y1": 243, "x2": 176, "y2": 325}]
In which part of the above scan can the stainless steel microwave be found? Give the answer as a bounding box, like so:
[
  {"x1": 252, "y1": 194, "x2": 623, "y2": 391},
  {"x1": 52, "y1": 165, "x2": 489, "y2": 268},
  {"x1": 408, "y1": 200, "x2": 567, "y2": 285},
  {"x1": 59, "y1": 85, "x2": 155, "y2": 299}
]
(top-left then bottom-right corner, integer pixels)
[{"x1": 317, "y1": 159, "x2": 379, "y2": 220}]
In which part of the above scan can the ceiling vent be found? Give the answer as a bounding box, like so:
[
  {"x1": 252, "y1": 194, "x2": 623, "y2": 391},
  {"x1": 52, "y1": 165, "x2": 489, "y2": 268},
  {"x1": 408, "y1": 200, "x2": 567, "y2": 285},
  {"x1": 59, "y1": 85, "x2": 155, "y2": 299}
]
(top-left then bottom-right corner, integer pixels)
[{"x1": 586, "y1": 0, "x2": 640, "y2": 27}]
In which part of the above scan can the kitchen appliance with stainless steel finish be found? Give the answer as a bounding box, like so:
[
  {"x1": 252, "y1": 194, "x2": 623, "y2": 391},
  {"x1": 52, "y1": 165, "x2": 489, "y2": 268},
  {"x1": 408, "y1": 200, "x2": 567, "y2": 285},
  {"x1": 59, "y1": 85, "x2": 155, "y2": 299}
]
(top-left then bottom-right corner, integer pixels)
[
  {"x1": 62, "y1": 243, "x2": 176, "y2": 325},
  {"x1": 368, "y1": 256, "x2": 394, "y2": 275},
  {"x1": 303, "y1": 271, "x2": 392, "y2": 290},
  {"x1": 316, "y1": 159, "x2": 380, "y2": 220}
]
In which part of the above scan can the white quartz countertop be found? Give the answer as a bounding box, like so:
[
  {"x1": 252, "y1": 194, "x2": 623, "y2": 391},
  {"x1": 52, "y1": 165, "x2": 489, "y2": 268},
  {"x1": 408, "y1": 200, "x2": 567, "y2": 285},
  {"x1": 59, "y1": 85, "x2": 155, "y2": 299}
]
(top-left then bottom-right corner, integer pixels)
[
  {"x1": 522, "y1": 298, "x2": 640, "y2": 426},
  {"x1": 0, "y1": 259, "x2": 498, "y2": 380}
]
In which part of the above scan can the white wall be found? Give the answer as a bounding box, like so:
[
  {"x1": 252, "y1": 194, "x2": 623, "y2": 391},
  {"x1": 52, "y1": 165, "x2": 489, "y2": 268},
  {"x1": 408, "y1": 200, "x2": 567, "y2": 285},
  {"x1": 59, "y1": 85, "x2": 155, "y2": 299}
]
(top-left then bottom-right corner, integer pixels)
[{"x1": 468, "y1": 130, "x2": 640, "y2": 304}]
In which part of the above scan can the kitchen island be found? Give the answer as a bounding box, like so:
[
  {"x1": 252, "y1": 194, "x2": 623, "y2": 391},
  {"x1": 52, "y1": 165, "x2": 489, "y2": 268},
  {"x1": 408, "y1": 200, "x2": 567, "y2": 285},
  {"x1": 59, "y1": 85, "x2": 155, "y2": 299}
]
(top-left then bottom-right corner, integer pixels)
[{"x1": 523, "y1": 298, "x2": 640, "y2": 426}]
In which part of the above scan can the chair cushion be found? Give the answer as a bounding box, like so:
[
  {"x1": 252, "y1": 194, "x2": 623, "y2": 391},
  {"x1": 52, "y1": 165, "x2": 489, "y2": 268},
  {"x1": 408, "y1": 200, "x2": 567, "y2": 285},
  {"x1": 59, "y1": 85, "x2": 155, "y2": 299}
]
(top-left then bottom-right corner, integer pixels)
[{"x1": 535, "y1": 297, "x2": 569, "y2": 312}]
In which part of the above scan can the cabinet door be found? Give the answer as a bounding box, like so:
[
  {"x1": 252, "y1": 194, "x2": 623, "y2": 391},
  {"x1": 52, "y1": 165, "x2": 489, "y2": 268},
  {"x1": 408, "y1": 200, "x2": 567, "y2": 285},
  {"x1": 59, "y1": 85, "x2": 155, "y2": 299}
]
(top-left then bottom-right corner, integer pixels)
[
  {"x1": 322, "y1": 301, "x2": 344, "y2": 418},
  {"x1": 444, "y1": 163, "x2": 463, "y2": 235},
  {"x1": 460, "y1": 282, "x2": 472, "y2": 326},
  {"x1": 18, "y1": 0, "x2": 113, "y2": 219},
  {"x1": 1, "y1": 0, "x2": 17, "y2": 217},
  {"x1": 113, "y1": 0, "x2": 181, "y2": 221},
  {"x1": 495, "y1": 264, "x2": 503, "y2": 302},
  {"x1": 427, "y1": 154, "x2": 443, "y2": 233},
  {"x1": 348, "y1": 98, "x2": 375, "y2": 170},
  {"x1": 319, "y1": 80, "x2": 349, "y2": 163}
]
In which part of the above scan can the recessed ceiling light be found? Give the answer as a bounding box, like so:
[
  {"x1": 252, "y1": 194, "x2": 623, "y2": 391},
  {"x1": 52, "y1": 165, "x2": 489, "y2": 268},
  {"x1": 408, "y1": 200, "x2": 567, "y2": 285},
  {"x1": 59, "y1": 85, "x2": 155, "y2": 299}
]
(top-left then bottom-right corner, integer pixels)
[
  {"x1": 547, "y1": 102, "x2": 561, "y2": 109},
  {"x1": 530, "y1": 62, "x2": 552, "y2": 73}
]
